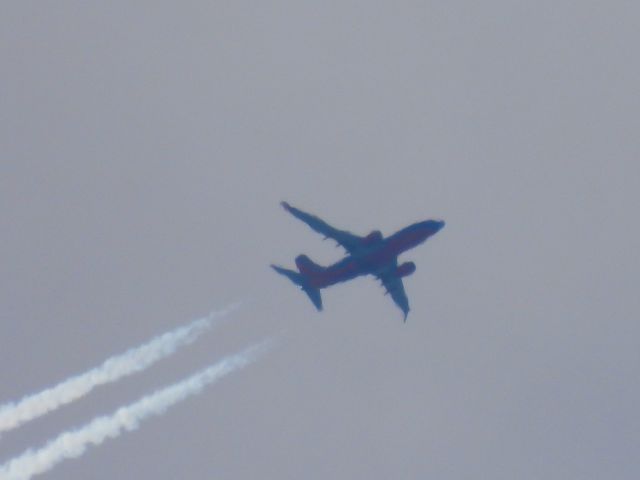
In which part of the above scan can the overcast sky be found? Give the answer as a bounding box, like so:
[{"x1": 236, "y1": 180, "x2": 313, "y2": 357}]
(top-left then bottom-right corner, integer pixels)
[{"x1": 1, "y1": 2, "x2": 639, "y2": 479}]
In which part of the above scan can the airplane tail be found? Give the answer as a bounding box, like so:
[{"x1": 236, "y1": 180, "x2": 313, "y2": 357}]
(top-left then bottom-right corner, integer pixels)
[
  {"x1": 294, "y1": 254, "x2": 324, "y2": 275},
  {"x1": 271, "y1": 264, "x2": 323, "y2": 311}
]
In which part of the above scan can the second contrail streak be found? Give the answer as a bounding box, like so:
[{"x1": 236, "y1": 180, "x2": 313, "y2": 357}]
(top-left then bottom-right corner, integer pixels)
[
  {"x1": 0, "y1": 305, "x2": 236, "y2": 435},
  {"x1": 0, "y1": 340, "x2": 272, "y2": 480}
]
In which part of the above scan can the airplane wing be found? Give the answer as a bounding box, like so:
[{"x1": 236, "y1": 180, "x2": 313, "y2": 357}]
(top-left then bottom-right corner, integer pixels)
[
  {"x1": 281, "y1": 202, "x2": 364, "y2": 253},
  {"x1": 376, "y1": 264, "x2": 410, "y2": 321}
]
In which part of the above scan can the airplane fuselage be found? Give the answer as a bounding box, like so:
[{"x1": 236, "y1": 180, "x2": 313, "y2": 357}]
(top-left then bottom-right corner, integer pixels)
[{"x1": 305, "y1": 220, "x2": 443, "y2": 289}]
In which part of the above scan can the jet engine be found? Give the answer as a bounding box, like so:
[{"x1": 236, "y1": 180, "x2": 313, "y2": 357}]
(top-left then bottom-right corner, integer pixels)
[
  {"x1": 364, "y1": 230, "x2": 383, "y2": 245},
  {"x1": 396, "y1": 261, "x2": 416, "y2": 278}
]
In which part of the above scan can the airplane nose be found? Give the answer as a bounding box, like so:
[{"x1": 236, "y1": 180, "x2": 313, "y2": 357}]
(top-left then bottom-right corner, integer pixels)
[
  {"x1": 419, "y1": 220, "x2": 445, "y2": 238},
  {"x1": 423, "y1": 220, "x2": 445, "y2": 232}
]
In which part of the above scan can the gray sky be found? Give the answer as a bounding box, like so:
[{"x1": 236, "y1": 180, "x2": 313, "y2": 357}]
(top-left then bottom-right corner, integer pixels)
[{"x1": 1, "y1": 2, "x2": 639, "y2": 478}]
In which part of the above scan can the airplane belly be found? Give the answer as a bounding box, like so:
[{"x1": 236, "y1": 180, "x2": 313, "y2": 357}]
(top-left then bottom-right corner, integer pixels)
[
  {"x1": 361, "y1": 248, "x2": 396, "y2": 271},
  {"x1": 320, "y1": 259, "x2": 363, "y2": 286}
]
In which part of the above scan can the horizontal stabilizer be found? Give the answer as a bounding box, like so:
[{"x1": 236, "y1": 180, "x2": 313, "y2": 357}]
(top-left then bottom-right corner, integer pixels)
[
  {"x1": 303, "y1": 286, "x2": 323, "y2": 311},
  {"x1": 271, "y1": 265, "x2": 323, "y2": 312}
]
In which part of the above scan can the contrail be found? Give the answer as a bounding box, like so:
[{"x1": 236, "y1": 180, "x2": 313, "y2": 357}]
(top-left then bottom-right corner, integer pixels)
[
  {"x1": 0, "y1": 340, "x2": 272, "y2": 480},
  {"x1": 0, "y1": 304, "x2": 238, "y2": 435}
]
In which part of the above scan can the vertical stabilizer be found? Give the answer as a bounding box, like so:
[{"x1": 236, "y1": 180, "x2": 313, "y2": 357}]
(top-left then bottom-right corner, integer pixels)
[{"x1": 295, "y1": 254, "x2": 324, "y2": 275}]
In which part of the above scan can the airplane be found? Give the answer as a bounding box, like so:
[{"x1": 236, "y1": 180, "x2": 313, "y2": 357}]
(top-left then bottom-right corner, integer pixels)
[{"x1": 271, "y1": 202, "x2": 445, "y2": 321}]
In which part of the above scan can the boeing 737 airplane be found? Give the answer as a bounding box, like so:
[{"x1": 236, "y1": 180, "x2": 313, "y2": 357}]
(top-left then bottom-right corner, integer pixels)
[{"x1": 271, "y1": 202, "x2": 445, "y2": 321}]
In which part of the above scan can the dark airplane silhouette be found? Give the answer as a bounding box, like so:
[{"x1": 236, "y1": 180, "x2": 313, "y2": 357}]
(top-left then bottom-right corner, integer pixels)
[{"x1": 271, "y1": 202, "x2": 445, "y2": 320}]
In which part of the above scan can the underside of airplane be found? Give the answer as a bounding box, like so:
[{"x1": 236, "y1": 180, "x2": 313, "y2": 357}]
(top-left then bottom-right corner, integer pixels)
[{"x1": 271, "y1": 202, "x2": 444, "y2": 321}]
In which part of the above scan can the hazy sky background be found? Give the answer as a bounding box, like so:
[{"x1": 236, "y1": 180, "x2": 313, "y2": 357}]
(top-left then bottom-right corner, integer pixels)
[{"x1": 1, "y1": 2, "x2": 639, "y2": 479}]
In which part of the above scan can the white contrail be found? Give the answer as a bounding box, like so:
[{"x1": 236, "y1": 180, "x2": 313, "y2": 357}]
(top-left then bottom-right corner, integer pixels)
[
  {"x1": 0, "y1": 304, "x2": 238, "y2": 435},
  {"x1": 0, "y1": 340, "x2": 272, "y2": 480}
]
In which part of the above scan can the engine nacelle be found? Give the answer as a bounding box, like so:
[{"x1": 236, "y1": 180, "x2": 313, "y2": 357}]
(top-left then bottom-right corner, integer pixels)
[
  {"x1": 396, "y1": 261, "x2": 416, "y2": 278},
  {"x1": 364, "y1": 230, "x2": 383, "y2": 245}
]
